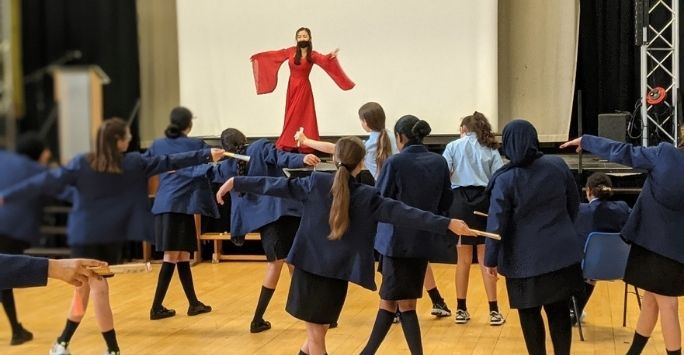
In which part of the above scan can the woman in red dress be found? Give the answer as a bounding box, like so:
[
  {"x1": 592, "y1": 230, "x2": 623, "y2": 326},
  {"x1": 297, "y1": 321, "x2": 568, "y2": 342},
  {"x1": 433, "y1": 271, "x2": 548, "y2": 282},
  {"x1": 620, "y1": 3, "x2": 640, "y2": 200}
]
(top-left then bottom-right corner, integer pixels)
[{"x1": 251, "y1": 27, "x2": 355, "y2": 153}]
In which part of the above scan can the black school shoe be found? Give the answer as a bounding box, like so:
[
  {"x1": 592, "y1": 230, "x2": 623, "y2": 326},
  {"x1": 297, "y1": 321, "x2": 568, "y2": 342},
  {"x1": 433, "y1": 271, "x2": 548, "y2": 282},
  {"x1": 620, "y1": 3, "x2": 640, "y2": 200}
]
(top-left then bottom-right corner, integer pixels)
[
  {"x1": 187, "y1": 302, "x2": 212, "y2": 316},
  {"x1": 10, "y1": 325, "x2": 33, "y2": 345},
  {"x1": 150, "y1": 306, "x2": 176, "y2": 320},
  {"x1": 250, "y1": 319, "x2": 272, "y2": 333}
]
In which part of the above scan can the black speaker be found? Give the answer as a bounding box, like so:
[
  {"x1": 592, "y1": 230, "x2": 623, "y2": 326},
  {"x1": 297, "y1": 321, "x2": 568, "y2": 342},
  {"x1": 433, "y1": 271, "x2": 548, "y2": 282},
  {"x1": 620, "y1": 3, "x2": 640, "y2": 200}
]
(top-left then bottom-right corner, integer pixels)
[{"x1": 598, "y1": 113, "x2": 629, "y2": 142}]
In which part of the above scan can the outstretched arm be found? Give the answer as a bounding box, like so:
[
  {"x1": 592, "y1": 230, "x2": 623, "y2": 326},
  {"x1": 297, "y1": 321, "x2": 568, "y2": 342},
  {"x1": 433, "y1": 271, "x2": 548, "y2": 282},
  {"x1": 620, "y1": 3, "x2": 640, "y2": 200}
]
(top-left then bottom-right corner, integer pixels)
[
  {"x1": 142, "y1": 148, "x2": 224, "y2": 177},
  {"x1": 216, "y1": 175, "x2": 312, "y2": 205},
  {"x1": 560, "y1": 135, "x2": 660, "y2": 170},
  {"x1": 311, "y1": 50, "x2": 355, "y2": 90},
  {"x1": 251, "y1": 48, "x2": 291, "y2": 94},
  {"x1": 294, "y1": 130, "x2": 335, "y2": 154}
]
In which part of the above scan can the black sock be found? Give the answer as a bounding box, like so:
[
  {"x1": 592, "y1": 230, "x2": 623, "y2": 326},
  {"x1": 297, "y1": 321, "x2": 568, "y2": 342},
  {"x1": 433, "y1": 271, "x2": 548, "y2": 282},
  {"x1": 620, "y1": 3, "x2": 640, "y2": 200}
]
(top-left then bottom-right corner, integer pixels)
[
  {"x1": 399, "y1": 310, "x2": 423, "y2": 355},
  {"x1": 667, "y1": 349, "x2": 682, "y2": 355},
  {"x1": 57, "y1": 319, "x2": 80, "y2": 344},
  {"x1": 518, "y1": 307, "x2": 546, "y2": 355},
  {"x1": 426, "y1": 287, "x2": 443, "y2": 304},
  {"x1": 457, "y1": 298, "x2": 467, "y2": 311},
  {"x1": 152, "y1": 262, "x2": 175, "y2": 310},
  {"x1": 544, "y1": 300, "x2": 572, "y2": 355},
  {"x1": 1, "y1": 289, "x2": 22, "y2": 333},
  {"x1": 626, "y1": 332, "x2": 650, "y2": 355},
  {"x1": 101, "y1": 329, "x2": 119, "y2": 352},
  {"x1": 176, "y1": 261, "x2": 199, "y2": 305},
  {"x1": 489, "y1": 301, "x2": 499, "y2": 313},
  {"x1": 360, "y1": 309, "x2": 395, "y2": 355},
  {"x1": 253, "y1": 286, "x2": 275, "y2": 322}
]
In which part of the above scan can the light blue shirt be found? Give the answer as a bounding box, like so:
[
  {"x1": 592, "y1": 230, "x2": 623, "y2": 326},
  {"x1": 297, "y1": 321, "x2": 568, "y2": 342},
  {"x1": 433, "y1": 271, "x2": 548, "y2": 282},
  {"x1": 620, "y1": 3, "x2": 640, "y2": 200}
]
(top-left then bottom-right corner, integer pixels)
[
  {"x1": 364, "y1": 129, "x2": 399, "y2": 179},
  {"x1": 442, "y1": 132, "x2": 503, "y2": 188}
]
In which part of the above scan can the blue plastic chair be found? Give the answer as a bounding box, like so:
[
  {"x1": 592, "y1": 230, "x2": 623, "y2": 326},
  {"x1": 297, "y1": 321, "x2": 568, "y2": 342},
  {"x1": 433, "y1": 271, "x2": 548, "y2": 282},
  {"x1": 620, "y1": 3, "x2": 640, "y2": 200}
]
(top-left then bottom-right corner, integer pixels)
[{"x1": 576, "y1": 232, "x2": 641, "y2": 338}]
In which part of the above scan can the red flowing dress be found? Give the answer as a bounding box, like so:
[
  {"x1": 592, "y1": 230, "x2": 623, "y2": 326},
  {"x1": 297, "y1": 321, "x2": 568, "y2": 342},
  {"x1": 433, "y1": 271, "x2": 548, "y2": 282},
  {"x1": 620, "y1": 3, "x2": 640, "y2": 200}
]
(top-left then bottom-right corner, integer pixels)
[{"x1": 251, "y1": 47, "x2": 355, "y2": 152}]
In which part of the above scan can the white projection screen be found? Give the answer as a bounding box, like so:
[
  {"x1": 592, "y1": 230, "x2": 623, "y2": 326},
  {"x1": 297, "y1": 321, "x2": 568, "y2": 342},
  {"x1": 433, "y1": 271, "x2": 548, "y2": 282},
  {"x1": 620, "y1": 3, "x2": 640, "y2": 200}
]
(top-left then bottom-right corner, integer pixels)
[{"x1": 176, "y1": 0, "x2": 497, "y2": 138}]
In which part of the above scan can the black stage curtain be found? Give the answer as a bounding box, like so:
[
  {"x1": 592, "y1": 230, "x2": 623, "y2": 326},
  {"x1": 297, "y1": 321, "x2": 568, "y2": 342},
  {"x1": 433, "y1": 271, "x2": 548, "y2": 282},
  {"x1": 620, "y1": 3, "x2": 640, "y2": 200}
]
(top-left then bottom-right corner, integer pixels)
[
  {"x1": 572, "y1": 0, "x2": 683, "y2": 144},
  {"x1": 571, "y1": 0, "x2": 640, "y2": 140},
  {"x1": 21, "y1": 0, "x2": 141, "y2": 154}
]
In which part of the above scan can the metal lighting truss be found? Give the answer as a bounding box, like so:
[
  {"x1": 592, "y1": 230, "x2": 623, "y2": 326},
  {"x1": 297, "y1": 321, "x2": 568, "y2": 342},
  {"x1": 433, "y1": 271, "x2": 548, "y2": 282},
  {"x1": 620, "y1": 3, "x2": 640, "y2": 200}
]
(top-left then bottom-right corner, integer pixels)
[{"x1": 640, "y1": 0, "x2": 680, "y2": 146}]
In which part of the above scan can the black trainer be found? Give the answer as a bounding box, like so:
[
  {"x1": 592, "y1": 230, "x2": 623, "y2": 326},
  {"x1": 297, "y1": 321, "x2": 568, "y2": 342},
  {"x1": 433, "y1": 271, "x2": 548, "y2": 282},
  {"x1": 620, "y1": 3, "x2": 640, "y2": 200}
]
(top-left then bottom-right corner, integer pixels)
[
  {"x1": 10, "y1": 325, "x2": 33, "y2": 345},
  {"x1": 187, "y1": 302, "x2": 212, "y2": 316},
  {"x1": 250, "y1": 319, "x2": 272, "y2": 333},
  {"x1": 150, "y1": 306, "x2": 176, "y2": 320}
]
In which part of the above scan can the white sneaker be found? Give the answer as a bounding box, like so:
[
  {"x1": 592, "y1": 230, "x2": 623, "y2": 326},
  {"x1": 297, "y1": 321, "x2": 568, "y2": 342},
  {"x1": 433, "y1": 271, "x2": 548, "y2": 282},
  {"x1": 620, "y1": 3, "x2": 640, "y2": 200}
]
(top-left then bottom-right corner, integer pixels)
[
  {"x1": 49, "y1": 341, "x2": 71, "y2": 355},
  {"x1": 489, "y1": 310, "x2": 506, "y2": 326},
  {"x1": 104, "y1": 350, "x2": 121, "y2": 355},
  {"x1": 454, "y1": 309, "x2": 470, "y2": 324}
]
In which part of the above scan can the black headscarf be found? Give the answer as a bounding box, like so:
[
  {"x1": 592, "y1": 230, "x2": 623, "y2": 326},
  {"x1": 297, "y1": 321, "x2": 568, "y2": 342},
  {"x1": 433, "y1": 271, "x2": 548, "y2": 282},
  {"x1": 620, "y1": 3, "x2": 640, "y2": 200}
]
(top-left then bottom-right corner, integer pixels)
[{"x1": 486, "y1": 119, "x2": 544, "y2": 192}]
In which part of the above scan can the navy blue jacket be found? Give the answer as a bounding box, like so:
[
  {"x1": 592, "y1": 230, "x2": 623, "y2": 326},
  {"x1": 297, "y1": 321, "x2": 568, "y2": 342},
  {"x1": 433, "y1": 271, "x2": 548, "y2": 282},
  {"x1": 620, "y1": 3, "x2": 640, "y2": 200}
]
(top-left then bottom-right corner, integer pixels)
[
  {"x1": 575, "y1": 199, "x2": 631, "y2": 246},
  {"x1": 485, "y1": 155, "x2": 582, "y2": 278},
  {"x1": 1, "y1": 150, "x2": 212, "y2": 246},
  {"x1": 147, "y1": 136, "x2": 219, "y2": 218},
  {"x1": 0, "y1": 254, "x2": 49, "y2": 289},
  {"x1": 582, "y1": 135, "x2": 684, "y2": 263},
  {"x1": 0, "y1": 151, "x2": 49, "y2": 243},
  {"x1": 233, "y1": 173, "x2": 453, "y2": 290},
  {"x1": 374, "y1": 145, "x2": 453, "y2": 259},
  {"x1": 210, "y1": 139, "x2": 305, "y2": 235}
]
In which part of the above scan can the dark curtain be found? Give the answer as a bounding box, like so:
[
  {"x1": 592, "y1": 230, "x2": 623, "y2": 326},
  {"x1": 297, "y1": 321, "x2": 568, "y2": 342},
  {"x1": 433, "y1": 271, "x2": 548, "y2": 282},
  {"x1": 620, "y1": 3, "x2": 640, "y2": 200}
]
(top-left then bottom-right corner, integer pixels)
[
  {"x1": 571, "y1": 0, "x2": 641, "y2": 140},
  {"x1": 21, "y1": 0, "x2": 141, "y2": 156}
]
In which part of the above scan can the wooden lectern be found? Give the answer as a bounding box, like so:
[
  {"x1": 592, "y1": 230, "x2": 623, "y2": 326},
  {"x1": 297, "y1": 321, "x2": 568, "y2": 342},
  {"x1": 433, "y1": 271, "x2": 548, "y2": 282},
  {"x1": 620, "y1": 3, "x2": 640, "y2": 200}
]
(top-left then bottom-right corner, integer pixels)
[{"x1": 52, "y1": 66, "x2": 110, "y2": 164}]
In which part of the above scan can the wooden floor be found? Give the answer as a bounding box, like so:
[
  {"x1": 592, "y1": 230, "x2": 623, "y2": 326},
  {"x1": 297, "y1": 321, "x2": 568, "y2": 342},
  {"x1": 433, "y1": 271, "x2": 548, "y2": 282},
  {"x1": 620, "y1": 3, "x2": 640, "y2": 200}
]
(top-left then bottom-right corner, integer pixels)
[{"x1": 0, "y1": 262, "x2": 680, "y2": 354}]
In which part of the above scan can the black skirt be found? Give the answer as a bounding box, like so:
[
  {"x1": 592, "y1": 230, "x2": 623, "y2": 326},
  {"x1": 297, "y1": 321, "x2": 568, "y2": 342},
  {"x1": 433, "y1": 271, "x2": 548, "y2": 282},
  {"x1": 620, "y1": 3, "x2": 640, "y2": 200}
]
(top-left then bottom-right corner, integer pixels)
[
  {"x1": 449, "y1": 187, "x2": 488, "y2": 246},
  {"x1": 259, "y1": 216, "x2": 300, "y2": 262},
  {"x1": 506, "y1": 263, "x2": 584, "y2": 309},
  {"x1": 378, "y1": 255, "x2": 428, "y2": 300},
  {"x1": 286, "y1": 268, "x2": 349, "y2": 324},
  {"x1": 624, "y1": 244, "x2": 684, "y2": 296},
  {"x1": 154, "y1": 213, "x2": 197, "y2": 252},
  {"x1": 71, "y1": 242, "x2": 124, "y2": 265}
]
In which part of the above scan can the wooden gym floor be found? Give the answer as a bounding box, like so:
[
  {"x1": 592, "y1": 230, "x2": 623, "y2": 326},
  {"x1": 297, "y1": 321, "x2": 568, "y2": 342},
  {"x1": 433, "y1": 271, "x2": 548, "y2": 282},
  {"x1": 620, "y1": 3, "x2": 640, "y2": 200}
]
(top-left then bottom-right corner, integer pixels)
[{"x1": 0, "y1": 262, "x2": 679, "y2": 354}]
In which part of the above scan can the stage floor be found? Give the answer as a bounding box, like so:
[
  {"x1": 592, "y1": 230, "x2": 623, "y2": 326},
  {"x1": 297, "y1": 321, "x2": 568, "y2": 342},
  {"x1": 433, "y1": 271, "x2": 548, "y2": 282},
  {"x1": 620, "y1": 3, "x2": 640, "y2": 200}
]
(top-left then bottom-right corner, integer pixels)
[{"x1": 0, "y1": 262, "x2": 677, "y2": 354}]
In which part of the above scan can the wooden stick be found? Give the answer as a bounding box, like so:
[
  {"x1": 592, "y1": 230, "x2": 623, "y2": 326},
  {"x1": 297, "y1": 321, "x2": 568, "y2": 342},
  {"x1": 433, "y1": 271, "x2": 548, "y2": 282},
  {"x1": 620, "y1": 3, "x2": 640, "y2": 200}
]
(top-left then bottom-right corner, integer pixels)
[
  {"x1": 223, "y1": 152, "x2": 251, "y2": 162},
  {"x1": 296, "y1": 127, "x2": 304, "y2": 147},
  {"x1": 473, "y1": 211, "x2": 488, "y2": 217},
  {"x1": 470, "y1": 229, "x2": 501, "y2": 240},
  {"x1": 89, "y1": 262, "x2": 152, "y2": 276}
]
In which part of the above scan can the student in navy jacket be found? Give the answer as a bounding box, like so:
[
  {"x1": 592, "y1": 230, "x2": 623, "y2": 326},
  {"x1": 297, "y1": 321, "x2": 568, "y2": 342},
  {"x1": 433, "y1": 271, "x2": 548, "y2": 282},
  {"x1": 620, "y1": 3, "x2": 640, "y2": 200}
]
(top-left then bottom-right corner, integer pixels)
[
  {"x1": 215, "y1": 136, "x2": 473, "y2": 355},
  {"x1": 147, "y1": 107, "x2": 215, "y2": 321},
  {"x1": 0, "y1": 254, "x2": 105, "y2": 290},
  {"x1": 571, "y1": 172, "x2": 631, "y2": 324},
  {"x1": 562, "y1": 134, "x2": 684, "y2": 355},
  {"x1": 362, "y1": 115, "x2": 454, "y2": 355},
  {"x1": 0, "y1": 118, "x2": 224, "y2": 355},
  {"x1": 485, "y1": 120, "x2": 583, "y2": 355},
  {"x1": 0, "y1": 133, "x2": 54, "y2": 345},
  {"x1": 213, "y1": 128, "x2": 319, "y2": 333}
]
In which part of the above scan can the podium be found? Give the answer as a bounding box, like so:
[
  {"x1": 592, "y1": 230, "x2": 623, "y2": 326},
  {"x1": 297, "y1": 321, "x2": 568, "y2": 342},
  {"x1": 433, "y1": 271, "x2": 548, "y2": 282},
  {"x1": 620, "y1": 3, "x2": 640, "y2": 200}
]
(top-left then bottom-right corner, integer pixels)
[{"x1": 52, "y1": 66, "x2": 110, "y2": 164}]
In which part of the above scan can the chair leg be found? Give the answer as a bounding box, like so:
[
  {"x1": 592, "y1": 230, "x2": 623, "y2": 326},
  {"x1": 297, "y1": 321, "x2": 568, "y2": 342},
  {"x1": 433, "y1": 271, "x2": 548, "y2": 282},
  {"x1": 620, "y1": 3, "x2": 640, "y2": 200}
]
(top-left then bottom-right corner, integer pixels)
[
  {"x1": 212, "y1": 240, "x2": 220, "y2": 263},
  {"x1": 623, "y1": 282, "x2": 628, "y2": 327},
  {"x1": 634, "y1": 286, "x2": 641, "y2": 309},
  {"x1": 571, "y1": 296, "x2": 585, "y2": 341}
]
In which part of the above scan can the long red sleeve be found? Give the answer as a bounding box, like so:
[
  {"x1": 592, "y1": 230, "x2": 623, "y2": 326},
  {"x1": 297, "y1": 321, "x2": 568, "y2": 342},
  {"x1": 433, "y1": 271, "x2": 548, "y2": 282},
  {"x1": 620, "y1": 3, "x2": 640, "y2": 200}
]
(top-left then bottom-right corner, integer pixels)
[{"x1": 250, "y1": 48, "x2": 291, "y2": 94}]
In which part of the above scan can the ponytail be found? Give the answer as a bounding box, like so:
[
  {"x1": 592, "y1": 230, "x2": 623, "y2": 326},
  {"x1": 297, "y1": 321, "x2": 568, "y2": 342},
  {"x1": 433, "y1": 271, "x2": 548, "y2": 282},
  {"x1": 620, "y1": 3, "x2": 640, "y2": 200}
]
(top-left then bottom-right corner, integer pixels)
[
  {"x1": 327, "y1": 136, "x2": 366, "y2": 240},
  {"x1": 164, "y1": 124, "x2": 182, "y2": 139},
  {"x1": 394, "y1": 115, "x2": 431, "y2": 145},
  {"x1": 165, "y1": 106, "x2": 193, "y2": 139},
  {"x1": 586, "y1": 172, "x2": 614, "y2": 200},
  {"x1": 375, "y1": 129, "x2": 392, "y2": 173},
  {"x1": 461, "y1": 111, "x2": 498, "y2": 149},
  {"x1": 328, "y1": 163, "x2": 352, "y2": 240}
]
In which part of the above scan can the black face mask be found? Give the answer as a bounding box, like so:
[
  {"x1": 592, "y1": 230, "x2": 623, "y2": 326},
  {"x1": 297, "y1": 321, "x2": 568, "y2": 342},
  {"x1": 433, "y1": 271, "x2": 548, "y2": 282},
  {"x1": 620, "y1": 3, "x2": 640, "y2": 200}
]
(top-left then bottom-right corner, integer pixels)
[{"x1": 297, "y1": 41, "x2": 311, "y2": 48}]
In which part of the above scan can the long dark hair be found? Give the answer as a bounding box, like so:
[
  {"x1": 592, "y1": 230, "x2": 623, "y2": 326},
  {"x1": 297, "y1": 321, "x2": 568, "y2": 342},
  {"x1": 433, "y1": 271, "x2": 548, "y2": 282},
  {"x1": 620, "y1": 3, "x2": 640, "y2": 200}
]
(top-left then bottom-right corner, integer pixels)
[
  {"x1": 461, "y1": 111, "x2": 498, "y2": 149},
  {"x1": 328, "y1": 136, "x2": 366, "y2": 240},
  {"x1": 394, "y1": 115, "x2": 432, "y2": 146},
  {"x1": 165, "y1": 106, "x2": 193, "y2": 139},
  {"x1": 359, "y1": 102, "x2": 391, "y2": 172},
  {"x1": 88, "y1": 118, "x2": 128, "y2": 173},
  {"x1": 294, "y1": 27, "x2": 313, "y2": 65},
  {"x1": 586, "y1": 172, "x2": 613, "y2": 200},
  {"x1": 220, "y1": 128, "x2": 248, "y2": 176}
]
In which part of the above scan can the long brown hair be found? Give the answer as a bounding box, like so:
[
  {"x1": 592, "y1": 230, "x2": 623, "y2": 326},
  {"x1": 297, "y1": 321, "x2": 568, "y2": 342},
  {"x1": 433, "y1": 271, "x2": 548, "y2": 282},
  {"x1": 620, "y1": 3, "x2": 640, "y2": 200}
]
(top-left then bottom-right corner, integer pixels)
[
  {"x1": 294, "y1": 27, "x2": 313, "y2": 65},
  {"x1": 461, "y1": 111, "x2": 498, "y2": 149},
  {"x1": 88, "y1": 117, "x2": 128, "y2": 173},
  {"x1": 359, "y1": 102, "x2": 391, "y2": 173},
  {"x1": 328, "y1": 136, "x2": 366, "y2": 240},
  {"x1": 220, "y1": 128, "x2": 248, "y2": 176}
]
